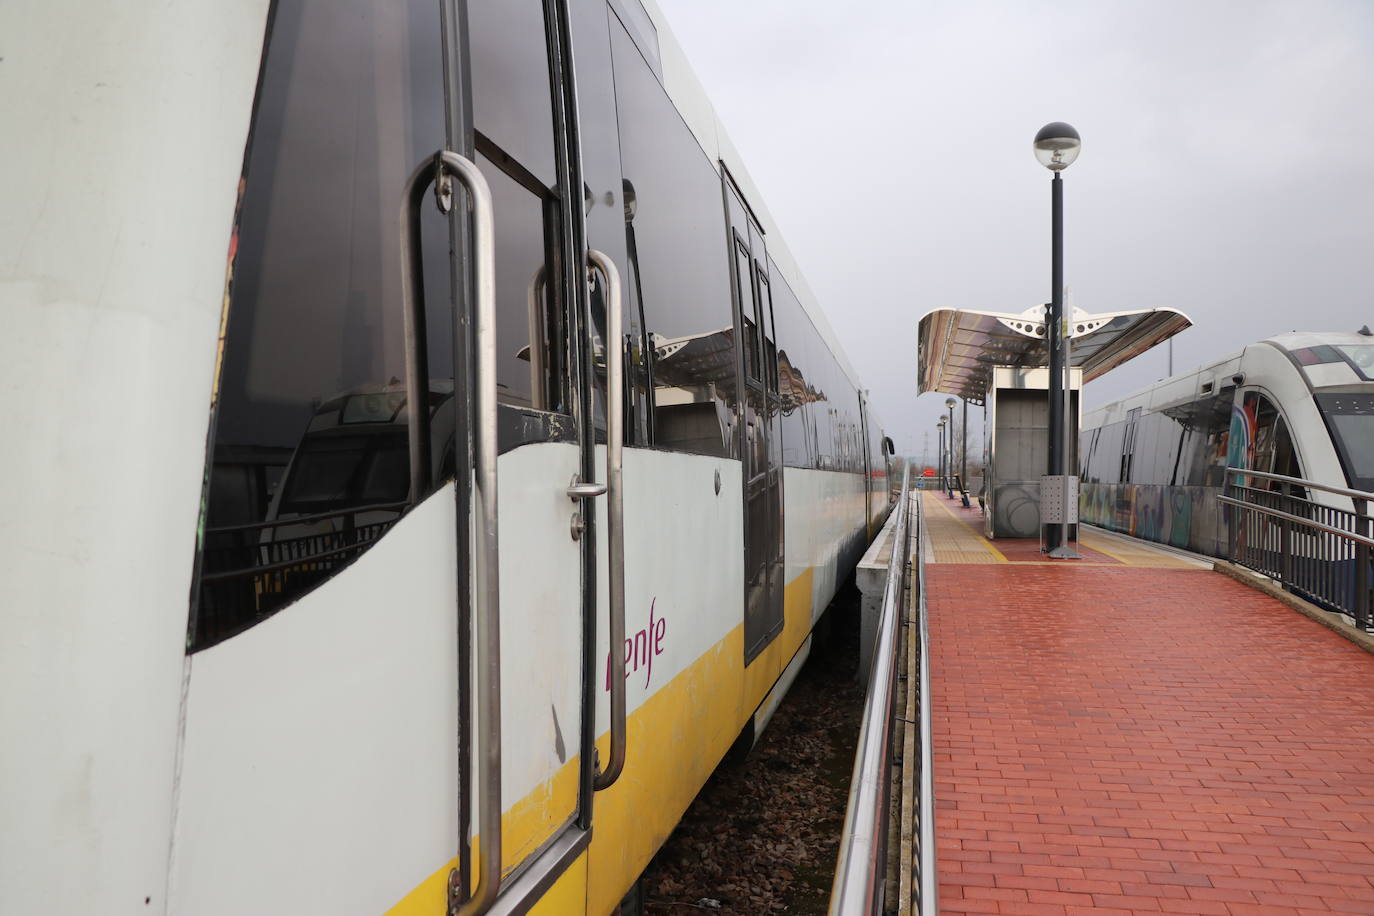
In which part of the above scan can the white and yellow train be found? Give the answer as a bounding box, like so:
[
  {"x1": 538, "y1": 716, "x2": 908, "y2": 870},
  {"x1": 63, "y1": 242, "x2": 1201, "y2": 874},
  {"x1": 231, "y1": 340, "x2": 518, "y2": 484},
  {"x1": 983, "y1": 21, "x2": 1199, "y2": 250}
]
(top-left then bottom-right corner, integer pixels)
[{"x1": 0, "y1": 0, "x2": 894, "y2": 913}]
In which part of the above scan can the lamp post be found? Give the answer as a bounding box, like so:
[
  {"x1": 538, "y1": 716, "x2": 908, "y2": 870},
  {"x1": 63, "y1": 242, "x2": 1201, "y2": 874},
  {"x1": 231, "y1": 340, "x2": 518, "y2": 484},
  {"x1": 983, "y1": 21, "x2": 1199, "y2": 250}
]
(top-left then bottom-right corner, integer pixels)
[
  {"x1": 961, "y1": 398, "x2": 968, "y2": 484},
  {"x1": 1034, "y1": 121, "x2": 1081, "y2": 558},
  {"x1": 937, "y1": 417, "x2": 947, "y2": 492},
  {"x1": 945, "y1": 397, "x2": 958, "y2": 498}
]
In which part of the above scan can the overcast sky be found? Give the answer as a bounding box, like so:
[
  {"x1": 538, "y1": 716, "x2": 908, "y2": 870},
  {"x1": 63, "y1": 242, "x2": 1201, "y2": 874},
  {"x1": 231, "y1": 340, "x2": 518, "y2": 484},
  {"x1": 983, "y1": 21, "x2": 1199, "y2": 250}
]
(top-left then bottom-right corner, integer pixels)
[{"x1": 654, "y1": 0, "x2": 1373, "y2": 465}]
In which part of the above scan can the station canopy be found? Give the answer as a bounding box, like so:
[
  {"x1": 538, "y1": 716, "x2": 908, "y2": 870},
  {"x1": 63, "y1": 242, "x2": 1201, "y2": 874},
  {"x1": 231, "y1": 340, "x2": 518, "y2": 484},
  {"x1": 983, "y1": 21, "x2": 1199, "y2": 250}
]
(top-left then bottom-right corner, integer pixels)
[{"x1": 918, "y1": 304, "x2": 1192, "y2": 404}]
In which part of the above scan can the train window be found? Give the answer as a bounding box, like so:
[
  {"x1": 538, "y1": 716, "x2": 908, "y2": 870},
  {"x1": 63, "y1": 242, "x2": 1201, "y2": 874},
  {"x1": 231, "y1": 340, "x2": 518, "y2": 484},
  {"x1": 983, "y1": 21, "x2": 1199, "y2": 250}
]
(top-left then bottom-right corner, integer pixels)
[
  {"x1": 194, "y1": 0, "x2": 453, "y2": 651},
  {"x1": 1119, "y1": 407, "x2": 1141, "y2": 482},
  {"x1": 569, "y1": 0, "x2": 640, "y2": 442},
  {"x1": 1096, "y1": 423, "x2": 1124, "y2": 485},
  {"x1": 1182, "y1": 388, "x2": 1235, "y2": 487},
  {"x1": 1246, "y1": 393, "x2": 1280, "y2": 473},
  {"x1": 1335, "y1": 344, "x2": 1374, "y2": 381},
  {"x1": 1142, "y1": 412, "x2": 1179, "y2": 486},
  {"x1": 611, "y1": 22, "x2": 736, "y2": 457},
  {"x1": 1234, "y1": 392, "x2": 1304, "y2": 493},
  {"x1": 755, "y1": 266, "x2": 779, "y2": 392},
  {"x1": 769, "y1": 265, "x2": 816, "y2": 468},
  {"x1": 734, "y1": 240, "x2": 760, "y2": 382},
  {"x1": 1079, "y1": 427, "x2": 1100, "y2": 482},
  {"x1": 478, "y1": 146, "x2": 564, "y2": 412},
  {"x1": 1270, "y1": 419, "x2": 1302, "y2": 481},
  {"x1": 469, "y1": 0, "x2": 557, "y2": 189}
]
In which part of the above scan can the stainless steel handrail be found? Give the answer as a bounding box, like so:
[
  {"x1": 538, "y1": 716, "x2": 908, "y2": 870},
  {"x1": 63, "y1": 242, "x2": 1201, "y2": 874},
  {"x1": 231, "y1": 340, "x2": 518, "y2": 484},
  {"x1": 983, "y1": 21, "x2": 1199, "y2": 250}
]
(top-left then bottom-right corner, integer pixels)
[
  {"x1": 447, "y1": 150, "x2": 502, "y2": 916},
  {"x1": 588, "y1": 248, "x2": 626, "y2": 791},
  {"x1": 830, "y1": 464, "x2": 913, "y2": 915},
  {"x1": 1225, "y1": 467, "x2": 1374, "y2": 504},
  {"x1": 401, "y1": 150, "x2": 502, "y2": 916},
  {"x1": 915, "y1": 494, "x2": 937, "y2": 915},
  {"x1": 451, "y1": 148, "x2": 503, "y2": 916},
  {"x1": 1217, "y1": 496, "x2": 1374, "y2": 548}
]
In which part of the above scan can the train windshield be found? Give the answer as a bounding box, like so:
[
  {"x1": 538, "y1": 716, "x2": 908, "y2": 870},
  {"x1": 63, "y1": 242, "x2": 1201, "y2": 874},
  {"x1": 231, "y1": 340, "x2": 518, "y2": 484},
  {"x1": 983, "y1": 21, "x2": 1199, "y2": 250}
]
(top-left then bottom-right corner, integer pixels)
[
  {"x1": 1316, "y1": 392, "x2": 1374, "y2": 492},
  {"x1": 1336, "y1": 344, "x2": 1374, "y2": 380}
]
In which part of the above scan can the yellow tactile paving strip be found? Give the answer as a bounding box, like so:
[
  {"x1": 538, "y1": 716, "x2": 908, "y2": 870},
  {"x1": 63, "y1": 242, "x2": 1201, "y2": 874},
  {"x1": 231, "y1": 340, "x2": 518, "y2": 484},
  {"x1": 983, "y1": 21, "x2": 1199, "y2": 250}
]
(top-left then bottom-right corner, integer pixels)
[
  {"x1": 920, "y1": 490, "x2": 1005, "y2": 564},
  {"x1": 1079, "y1": 528, "x2": 1210, "y2": 569},
  {"x1": 920, "y1": 489, "x2": 1209, "y2": 569}
]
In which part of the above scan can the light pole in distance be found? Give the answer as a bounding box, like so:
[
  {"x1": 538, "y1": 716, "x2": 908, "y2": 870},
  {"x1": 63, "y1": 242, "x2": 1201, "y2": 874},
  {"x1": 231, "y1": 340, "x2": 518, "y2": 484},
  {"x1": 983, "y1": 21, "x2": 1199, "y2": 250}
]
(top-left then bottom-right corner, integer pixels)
[
  {"x1": 937, "y1": 417, "x2": 947, "y2": 492},
  {"x1": 944, "y1": 397, "x2": 958, "y2": 498}
]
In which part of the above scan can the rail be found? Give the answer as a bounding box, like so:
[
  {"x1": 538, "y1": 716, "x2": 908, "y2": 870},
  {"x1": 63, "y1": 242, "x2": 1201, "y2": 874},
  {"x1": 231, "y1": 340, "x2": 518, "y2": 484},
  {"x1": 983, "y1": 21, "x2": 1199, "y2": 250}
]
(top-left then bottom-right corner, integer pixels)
[
  {"x1": 915, "y1": 493, "x2": 937, "y2": 916},
  {"x1": 830, "y1": 463, "x2": 936, "y2": 914},
  {"x1": 1220, "y1": 467, "x2": 1372, "y2": 631}
]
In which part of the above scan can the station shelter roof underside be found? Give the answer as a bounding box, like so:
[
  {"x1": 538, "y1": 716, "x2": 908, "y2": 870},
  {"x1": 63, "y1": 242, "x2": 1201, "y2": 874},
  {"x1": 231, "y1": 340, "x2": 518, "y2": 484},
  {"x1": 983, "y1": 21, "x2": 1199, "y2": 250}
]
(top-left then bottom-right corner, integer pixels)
[{"x1": 917, "y1": 305, "x2": 1192, "y2": 405}]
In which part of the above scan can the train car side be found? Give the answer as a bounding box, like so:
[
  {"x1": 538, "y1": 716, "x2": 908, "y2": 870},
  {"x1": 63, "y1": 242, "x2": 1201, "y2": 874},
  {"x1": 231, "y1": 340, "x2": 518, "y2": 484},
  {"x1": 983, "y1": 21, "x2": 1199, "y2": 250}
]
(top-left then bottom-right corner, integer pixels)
[
  {"x1": 0, "y1": 1, "x2": 892, "y2": 914},
  {"x1": 1081, "y1": 333, "x2": 1373, "y2": 556}
]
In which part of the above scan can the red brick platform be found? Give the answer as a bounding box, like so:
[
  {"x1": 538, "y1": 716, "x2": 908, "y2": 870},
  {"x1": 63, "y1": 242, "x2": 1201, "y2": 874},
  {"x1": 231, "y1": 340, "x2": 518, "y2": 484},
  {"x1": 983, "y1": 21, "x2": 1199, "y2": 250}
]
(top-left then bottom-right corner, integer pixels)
[{"x1": 929, "y1": 561, "x2": 1374, "y2": 914}]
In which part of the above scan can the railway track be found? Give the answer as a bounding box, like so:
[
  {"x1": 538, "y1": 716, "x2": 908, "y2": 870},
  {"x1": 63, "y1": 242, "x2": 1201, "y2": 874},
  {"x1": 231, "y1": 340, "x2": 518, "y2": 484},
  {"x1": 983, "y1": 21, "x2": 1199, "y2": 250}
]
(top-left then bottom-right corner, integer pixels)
[{"x1": 641, "y1": 584, "x2": 864, "y2": 915}]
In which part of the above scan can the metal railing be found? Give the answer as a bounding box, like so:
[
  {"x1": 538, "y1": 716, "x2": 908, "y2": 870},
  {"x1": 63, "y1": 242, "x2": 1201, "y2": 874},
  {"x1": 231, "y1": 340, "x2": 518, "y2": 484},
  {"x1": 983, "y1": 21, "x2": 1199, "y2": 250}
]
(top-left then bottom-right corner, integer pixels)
[
  {"x1": 830, "y1": 464, "x2": 937, "y2": 915},
  {"x1": 1219, "y1": 467, "x2": 1372, "y2": 631},
  {"x1": 197, "y1": 502, "x2": 408, "y2": 647},
  {"x1": 915, "y1": 496, "x2": 937, "y2": 916}
]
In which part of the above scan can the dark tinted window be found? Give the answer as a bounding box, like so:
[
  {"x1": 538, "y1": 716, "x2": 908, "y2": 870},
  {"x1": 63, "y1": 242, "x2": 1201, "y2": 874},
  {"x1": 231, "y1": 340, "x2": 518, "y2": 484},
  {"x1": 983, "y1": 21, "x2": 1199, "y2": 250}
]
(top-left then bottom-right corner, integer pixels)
[
  {"x1": 470, "y1": 0, "x2": 556, "y2": 188},
  {"x1": 769, "y1": 264, "x2": 815, "y2": 468},
  {"x1": 479, "y1": 148, "x2": 564, "y2": 411},
  {"x1": 756, "y1": 266, "x2": 779, "y2": 393},
  {"x1": 1183, "y1": 388, "x2": 1235, "y2": 487},
  {"x1": 1079, "y1": 426, "x2": 1102, "y2": 482},
  {"x1": 611, "y1": 22, "x2": 735, "y2": 457},
  {"x1": 734, "y1": 239, "x2": 759, "y2": 383},
  {"x1": 1095, "y1": 422, "x2": 1125, "y2": 485},
  {"x1": 196, "y1": 0, "x2": 452, "y2": 650},
  {"x1": 568, "y1": 0, "x2": 639, "y2": 441}
]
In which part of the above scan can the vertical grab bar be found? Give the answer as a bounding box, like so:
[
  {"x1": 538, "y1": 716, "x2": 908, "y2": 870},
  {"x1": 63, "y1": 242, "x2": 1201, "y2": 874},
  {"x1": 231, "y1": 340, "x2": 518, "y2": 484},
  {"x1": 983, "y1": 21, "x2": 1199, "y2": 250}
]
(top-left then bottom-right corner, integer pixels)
[
  {"x1": 401, "y1": 150, "x2": 502, "y2": 916},
  {"x1": 588, "y1": 248, "x2": 626, "y2": 791}
]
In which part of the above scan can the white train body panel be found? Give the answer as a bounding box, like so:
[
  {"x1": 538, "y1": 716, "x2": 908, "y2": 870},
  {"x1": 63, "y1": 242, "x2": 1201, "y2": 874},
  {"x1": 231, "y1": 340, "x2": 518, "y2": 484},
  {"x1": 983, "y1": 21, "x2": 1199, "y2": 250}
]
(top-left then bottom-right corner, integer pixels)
[
  {"x1": 785, "y1": 467, "x2": 871, "y2": 621},
  {"x1": 0, "y1": 0, "x2": 268, "y2": 912},
  {"x1": 170, "y1": 490, "x2": 463, "y2": 916}
]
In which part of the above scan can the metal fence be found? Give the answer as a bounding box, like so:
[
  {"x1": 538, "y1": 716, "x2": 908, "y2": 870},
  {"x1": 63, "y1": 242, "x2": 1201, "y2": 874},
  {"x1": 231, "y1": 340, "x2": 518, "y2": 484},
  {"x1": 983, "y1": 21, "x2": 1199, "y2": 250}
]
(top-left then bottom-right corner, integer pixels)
[
  {"x1": 1219, "y1": 468, "x2": 1372, "y2": 631},
  {"x1": 830, "y1": 464, "x2": 937, "y2": 915},
  {"x1": 195, "y1": 502, "x2": 407, "y2": 646}
]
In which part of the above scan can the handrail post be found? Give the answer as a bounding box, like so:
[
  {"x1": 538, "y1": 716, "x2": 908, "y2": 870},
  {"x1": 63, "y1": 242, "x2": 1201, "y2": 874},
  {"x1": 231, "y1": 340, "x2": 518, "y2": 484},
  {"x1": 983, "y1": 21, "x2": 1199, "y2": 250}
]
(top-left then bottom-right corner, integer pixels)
[
  {"x1": 1226, "y1": 469, "x2": 1239, "y2": 563},
  {"x1": 1280, "y1": 480, "x2": 1292, "y2": 590},
  {"x1": 1356, "y1": 497, "x2": 1371, "y2": 632}
]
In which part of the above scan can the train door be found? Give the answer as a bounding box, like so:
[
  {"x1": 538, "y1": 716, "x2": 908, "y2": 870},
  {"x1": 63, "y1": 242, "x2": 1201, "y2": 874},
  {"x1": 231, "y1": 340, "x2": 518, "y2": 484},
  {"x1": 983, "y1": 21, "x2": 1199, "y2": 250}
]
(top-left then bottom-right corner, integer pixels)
[
  {"x1": 177, "y1": 2, "x2": 607, "y2": 912},
  {"x1": 723, "y1": 174, "x2": 785, "y2": 663},
  {"x1": 457, "y1": 0, "x2": 612, "y2": 906}
]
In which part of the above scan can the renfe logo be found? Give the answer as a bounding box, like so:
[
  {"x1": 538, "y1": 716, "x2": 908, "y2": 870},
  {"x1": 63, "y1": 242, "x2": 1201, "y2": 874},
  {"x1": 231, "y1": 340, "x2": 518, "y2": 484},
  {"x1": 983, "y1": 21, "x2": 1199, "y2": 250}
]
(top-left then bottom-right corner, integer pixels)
[{"x1": 604, "y1": 598, "x2": 667, "y2": 691}]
